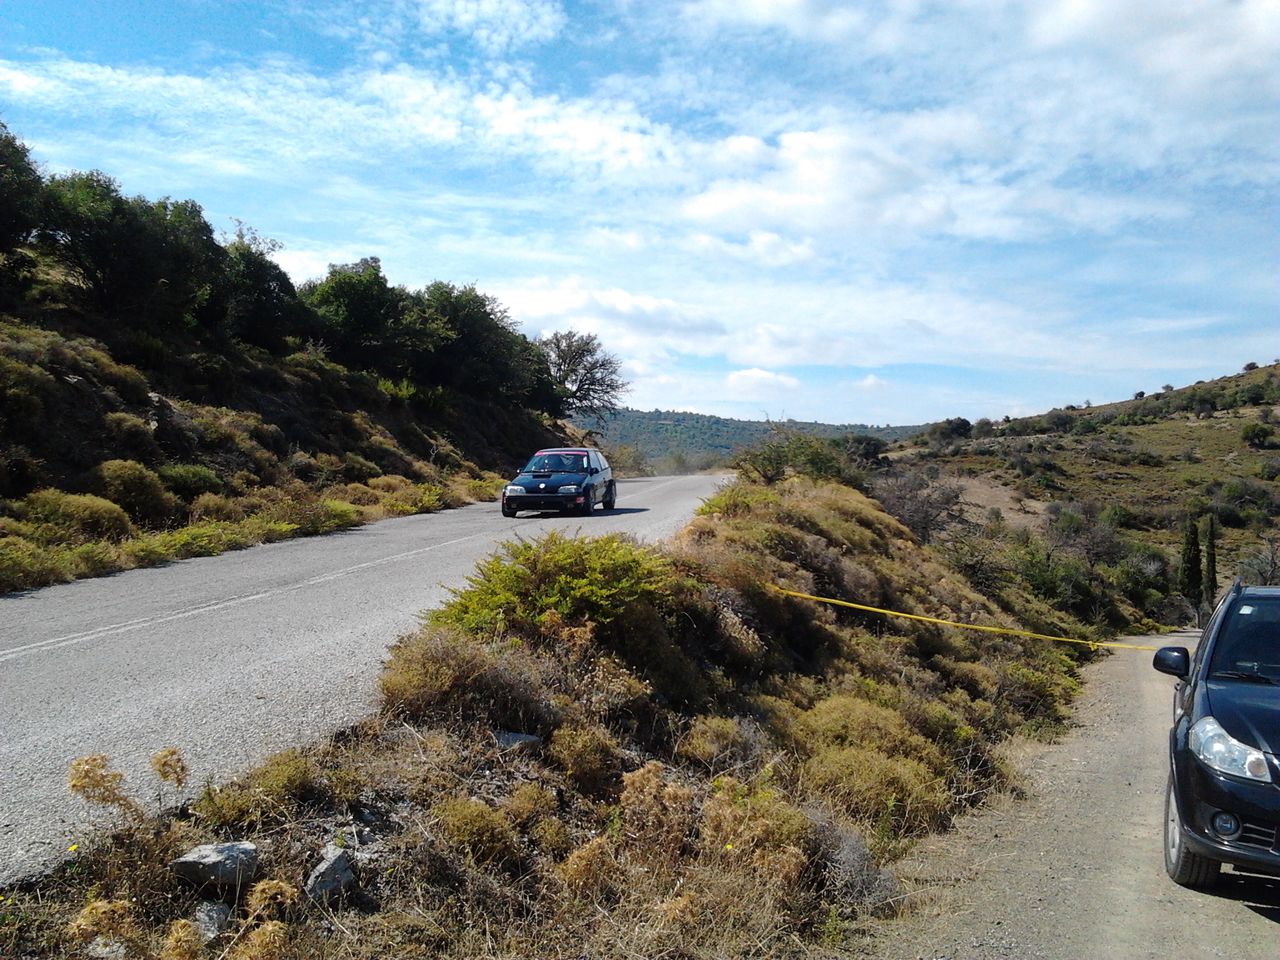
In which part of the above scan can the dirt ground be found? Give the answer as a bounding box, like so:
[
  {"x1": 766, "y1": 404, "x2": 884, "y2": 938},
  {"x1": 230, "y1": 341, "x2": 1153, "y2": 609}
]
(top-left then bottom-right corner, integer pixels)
[
  {"x1": 852, "y1": 629, "x2": 1280, "y2": 960},
  {"x1": 953, "y1": 477, "x2": 1048, "y2": 531}
]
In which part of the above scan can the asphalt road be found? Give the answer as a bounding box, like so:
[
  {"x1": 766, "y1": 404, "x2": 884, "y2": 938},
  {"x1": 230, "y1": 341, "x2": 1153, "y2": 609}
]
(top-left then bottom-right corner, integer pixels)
[
  {"x1": 0, "y1": 474, "x2": 728, "y2": 884},
  {"x1": 861, "y1": 629, "x2": 1280, "y2": 959}
]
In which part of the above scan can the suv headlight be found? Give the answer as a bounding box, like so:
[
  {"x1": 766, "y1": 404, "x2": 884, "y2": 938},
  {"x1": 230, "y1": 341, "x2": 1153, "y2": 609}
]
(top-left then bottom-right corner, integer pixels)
[
  {"x1": 1189, "y1": 716, "x2": 1271, "y2": 782},
  {"x1": 557, "y1": 484, "x2": 580, "y2": 494},
  {"x1": 504, "y1": 485, "x2": 524, "y2": 496}
]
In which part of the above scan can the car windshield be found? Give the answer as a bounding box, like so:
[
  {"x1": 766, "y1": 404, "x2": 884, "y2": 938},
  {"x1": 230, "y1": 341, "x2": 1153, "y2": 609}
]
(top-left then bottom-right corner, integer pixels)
[
  {"x1": 522, "y1": 453, "x2": 588, "y2": 473},
  {"x1": 1209, "y1": 597, "x2": 1280, "y2": 680}
]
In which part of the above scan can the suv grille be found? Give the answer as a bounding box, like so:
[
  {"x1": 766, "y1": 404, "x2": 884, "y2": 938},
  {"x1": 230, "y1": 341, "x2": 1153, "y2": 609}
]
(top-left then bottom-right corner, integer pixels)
[{"x1": 1237, "y1": 819, "x2": 1278, "y2": 851}]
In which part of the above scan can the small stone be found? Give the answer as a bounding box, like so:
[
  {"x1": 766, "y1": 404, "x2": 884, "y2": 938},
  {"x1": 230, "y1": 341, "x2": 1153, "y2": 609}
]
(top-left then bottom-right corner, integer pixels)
[
  {"x1": 304, "y1": 844, "x2": 357, "y2": 905},
  {"x1": 494, "y1": 731, "x2": 542, "y2": 753},
  {"x1": 171, "y1": 841, "x2": 259, "y2": 888},
  {"x1": 193, "y1": 900, "x2": 232, "y2": 943},
  {"x1": 85, "y1": 937, "x2": 127, "y2": 959}
]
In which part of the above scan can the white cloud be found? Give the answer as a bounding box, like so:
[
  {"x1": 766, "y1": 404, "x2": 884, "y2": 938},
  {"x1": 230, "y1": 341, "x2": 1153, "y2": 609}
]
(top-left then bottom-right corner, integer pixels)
[
  {"x1": 414, "y1": 0, "x2": 566, "y2": 54},
  {"x1": 725, "y1": 367, "x2": 802, "y2": 398},
  {"x1": 856, "y1": 375, "x2": 886, "y2": 390},
  {"x1": 684, "y1": 0, "x2": 868, "y2": 39}
]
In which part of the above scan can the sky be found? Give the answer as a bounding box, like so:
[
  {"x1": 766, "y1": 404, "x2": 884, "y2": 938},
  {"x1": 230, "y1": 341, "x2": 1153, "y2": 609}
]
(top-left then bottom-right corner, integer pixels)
[{"x1": 1, "y1": 0, "x2": 1277, "y2": 426}]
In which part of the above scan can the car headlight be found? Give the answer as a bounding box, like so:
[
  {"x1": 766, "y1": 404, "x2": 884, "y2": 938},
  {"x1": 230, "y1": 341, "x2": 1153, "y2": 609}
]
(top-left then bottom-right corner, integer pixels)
[
  {"x1": 557, "y1": 484, "x2": 580, "y2": 494},
  {"x1": 1189, "y1": 716, "x2": 1271, "y2": 782},
  {"x1": 504, "y1": 486, "x2": 525, "y2": 496}
]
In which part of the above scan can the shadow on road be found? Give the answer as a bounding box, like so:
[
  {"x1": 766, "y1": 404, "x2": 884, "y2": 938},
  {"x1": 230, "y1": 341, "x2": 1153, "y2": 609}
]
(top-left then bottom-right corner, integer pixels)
[
  {"x1": 1206, "y1": 870, "x2": 1280, "y2": 924},
  {"x1": 517, "y1": 507, "x2": 650, "y2": 518}
]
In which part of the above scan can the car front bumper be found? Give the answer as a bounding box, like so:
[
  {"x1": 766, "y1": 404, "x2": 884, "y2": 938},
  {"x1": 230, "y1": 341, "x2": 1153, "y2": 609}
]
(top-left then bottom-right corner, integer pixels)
[
  {"x1": 503, "y1": 493, "x2": 586, "y2": 512},
  {"x1": 1173, "y1": 751, "x2": 1280, "y2": 876}
]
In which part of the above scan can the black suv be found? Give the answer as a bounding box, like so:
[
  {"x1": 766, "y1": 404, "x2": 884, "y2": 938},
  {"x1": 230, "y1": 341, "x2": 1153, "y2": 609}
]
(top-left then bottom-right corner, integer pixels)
[
  {"x1": 501, "y1": 447, "x2": 616, "y2": 517},
  {"x1": 1154, "y1": 582, "x2": 1280, "y2": 888}
]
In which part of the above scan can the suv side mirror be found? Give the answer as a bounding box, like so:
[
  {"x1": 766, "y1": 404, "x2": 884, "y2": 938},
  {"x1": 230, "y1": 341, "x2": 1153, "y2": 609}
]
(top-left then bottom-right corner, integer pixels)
[{"x1": 1153, "y1": 646, "x2": 1190, "y2": 679}]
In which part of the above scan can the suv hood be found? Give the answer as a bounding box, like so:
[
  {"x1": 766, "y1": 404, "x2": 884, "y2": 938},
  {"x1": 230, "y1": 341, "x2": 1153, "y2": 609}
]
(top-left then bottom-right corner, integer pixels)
[
  {"x1": 1206, "y1": 680, "x2": 1280, "y2": 755},
  {"x1": 509, "y1": 470, "x2": 588, "y2": 490}
]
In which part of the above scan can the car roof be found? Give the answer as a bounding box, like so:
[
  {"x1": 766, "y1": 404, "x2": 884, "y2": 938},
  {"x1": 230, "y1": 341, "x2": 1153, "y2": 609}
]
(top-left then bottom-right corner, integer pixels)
[
  {"x1": 1239, "y1": 586, "x2": 1280, "y2": 598},
  {"x1": 534, "y1": 447, "x2": 595, "y2": 455}
]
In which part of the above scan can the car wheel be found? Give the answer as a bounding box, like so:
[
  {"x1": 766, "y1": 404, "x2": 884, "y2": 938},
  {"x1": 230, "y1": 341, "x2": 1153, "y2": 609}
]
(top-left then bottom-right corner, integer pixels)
[
  {"x1": 579, "y1": 490, "x2": 594, "y2": 515},
  {"x1": 602, "y1": 482, "x2": 616, "y2": 510},
  {"x1": 1164, "y1": 773, "x2": 1221, "y2": 888},
  {"x1": 501, "y1": 504, "x2": 517, "y2": 518}
]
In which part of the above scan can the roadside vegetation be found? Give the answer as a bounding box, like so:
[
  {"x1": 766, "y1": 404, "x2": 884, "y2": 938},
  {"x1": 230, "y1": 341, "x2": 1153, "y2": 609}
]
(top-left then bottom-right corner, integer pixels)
[
  {"x1": 3, "y1": 471, "x2": 1095, "y2": 958},
  {"x1": 0, "y1": 122, "x2": 629, "y2": 593}
]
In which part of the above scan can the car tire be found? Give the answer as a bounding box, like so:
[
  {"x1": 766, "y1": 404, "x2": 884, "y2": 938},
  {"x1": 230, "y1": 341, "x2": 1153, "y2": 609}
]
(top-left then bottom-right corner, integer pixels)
[
  {"x1": 1164, "y1": 773, "x2": 1221, "y2": 888},
  {"x1": 602, "y1": 482, "x2": 616, "y2": 510},
  {"x1": 578, "y1": 491, "x2": 594, "y2": 515},
  {"x1": 501, "y1": 504, "x2": 517, "y2": 518}
]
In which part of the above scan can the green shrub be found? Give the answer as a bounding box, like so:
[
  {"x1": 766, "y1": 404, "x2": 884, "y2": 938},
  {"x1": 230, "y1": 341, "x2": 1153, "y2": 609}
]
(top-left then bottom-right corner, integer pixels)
[
  {"x1": 71, "y1": 541, "x2": 122, "y2": 577},
  {"x1": 677, "y1": 716, "x2": 768, "y2": 774},
  {"x1": 341, "y1": 452, "x2": 382, "y2": 481},
  {"x1": 0, "y1": 537, "x2": 76, "y2": 592},
  {"x1": 434, "y1": 798, "x2": 519, "y2": 867},
  {"x1": 549, "y1": 722, "x2": 620, "y2": 796},
  {"x1": 92, "y1": 459, "x2": 180, "y2": 526},
  {"x1": 803, "y1": 746, "x2": 949, "y2": 835},
  {"x1": 382, "y1": 483, "x2": 444, "y2": 515},
  {"x1": 194, "y1": 749, "x2": 325, "y2": 828},
  {"x1": 795, "y1": 695, "x2": 946, "y2": 773},
  {"x1": 189, "y1": 492, "x2": 244, "y2": 522},
  {"x1": 22, "y1": 488, "x2": 136, "y2": 542},
  {"x1": 158, "y1": 463, "x2": 224, "y2": 501},
  {"x1": 697, "y1": 483, "x2": 782, "y2": 519},
  {"x1": 434, "y1": 531, "x2": 677, "y2": 639},
  {"x1": 380, "y1": 628, "x2": 553, "y2": 732},
  {"x1": 103, "y1": 412, "x2": 159, "y2": 461}
]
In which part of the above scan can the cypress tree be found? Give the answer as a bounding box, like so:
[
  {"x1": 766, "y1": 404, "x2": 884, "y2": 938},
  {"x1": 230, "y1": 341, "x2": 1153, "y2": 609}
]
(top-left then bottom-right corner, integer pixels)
[
  {"x1": 1202, "y1": 514, "x2": 1218, "y2": 602},
  {"x1": 1180, "y1": 519, "x2": 1202, "y2": 606}
]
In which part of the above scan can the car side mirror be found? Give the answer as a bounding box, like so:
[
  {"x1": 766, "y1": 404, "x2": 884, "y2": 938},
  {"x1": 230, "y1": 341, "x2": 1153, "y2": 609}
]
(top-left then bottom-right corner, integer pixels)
[
  {"x1": 589, "y1": 467, "x2": 599, "y2": 475},
  {"x1": 1153, "y1": 646, "x2": 1190, "y2": 679}
]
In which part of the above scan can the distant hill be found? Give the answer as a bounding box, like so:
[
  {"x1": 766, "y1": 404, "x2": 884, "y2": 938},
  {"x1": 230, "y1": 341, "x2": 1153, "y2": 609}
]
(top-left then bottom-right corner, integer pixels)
[{"x1": 578, "y1": 408, "x2": 922, "y2": 469}]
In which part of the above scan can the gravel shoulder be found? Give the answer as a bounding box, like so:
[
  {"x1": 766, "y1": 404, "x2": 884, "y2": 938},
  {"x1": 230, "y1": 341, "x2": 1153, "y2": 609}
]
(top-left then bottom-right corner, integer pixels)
[{"x1": 856, "y1": 629, "x2": 1280, "y2": 960}]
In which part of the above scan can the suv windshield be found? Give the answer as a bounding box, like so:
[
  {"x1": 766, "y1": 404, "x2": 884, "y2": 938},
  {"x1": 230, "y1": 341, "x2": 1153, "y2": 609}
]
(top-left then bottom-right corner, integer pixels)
[
  {"x1": 1209, "y1": 597, "x2": 1280, "y2": 680},
  {"x1": 522, "y1": 453, "x2": 588, "y2": 473}
]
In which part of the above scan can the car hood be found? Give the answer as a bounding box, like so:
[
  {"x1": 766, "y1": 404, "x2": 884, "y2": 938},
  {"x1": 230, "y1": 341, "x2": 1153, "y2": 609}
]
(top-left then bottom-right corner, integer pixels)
[
  {"x1": 509, "y1": 471, "x2": 588, "y2": 490},
  {"x1": 1206, "y1": 680, "x2": 1280, "y2": 755}
]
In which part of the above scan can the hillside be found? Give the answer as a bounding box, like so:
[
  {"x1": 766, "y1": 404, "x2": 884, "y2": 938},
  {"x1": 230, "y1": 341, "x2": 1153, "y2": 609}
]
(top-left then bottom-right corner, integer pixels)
[
  {"x1": 578, "y1": 407, "x2": 922, "y2": 472},
  {"x1": 0, "y1": 124, "x2": 571, "y2": 592},
  {"x1": 888, "y1": 363, "x2": 1280, "y2": 606},
  {"x1": 5, "y1": 476, "x2": 1094, "y2": 959}
]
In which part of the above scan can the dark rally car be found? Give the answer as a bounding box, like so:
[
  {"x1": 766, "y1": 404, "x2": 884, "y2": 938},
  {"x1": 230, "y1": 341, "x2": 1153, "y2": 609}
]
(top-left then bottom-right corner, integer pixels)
[
  {"x1": 501, "y1": 447, "x2": 616, "y2": 517},
  {"x1": 1154, "y1": 582, "x2": 1280, "y2": 888}
]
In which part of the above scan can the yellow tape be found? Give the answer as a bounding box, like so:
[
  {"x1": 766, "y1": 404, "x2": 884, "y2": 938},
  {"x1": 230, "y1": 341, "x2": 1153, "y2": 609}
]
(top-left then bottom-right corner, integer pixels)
[{"x1": 768, "y1": 585, "x2": 1161, "y2": 653}]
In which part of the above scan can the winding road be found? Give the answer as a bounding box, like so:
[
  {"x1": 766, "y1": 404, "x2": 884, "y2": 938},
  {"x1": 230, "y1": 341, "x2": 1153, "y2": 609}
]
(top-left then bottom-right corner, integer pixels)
[{"x1": 0, "y1": 474, "x2": 727, "y2": 884}]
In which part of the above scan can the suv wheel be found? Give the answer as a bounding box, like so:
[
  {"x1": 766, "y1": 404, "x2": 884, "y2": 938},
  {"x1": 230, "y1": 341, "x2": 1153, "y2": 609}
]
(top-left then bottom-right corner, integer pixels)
[
  {"x1": 602, "y1": 482, "x2": 616, "y2": 510},
  {"x1": 1164, "y1": 774, "x2": 1221, "y2": 888}
]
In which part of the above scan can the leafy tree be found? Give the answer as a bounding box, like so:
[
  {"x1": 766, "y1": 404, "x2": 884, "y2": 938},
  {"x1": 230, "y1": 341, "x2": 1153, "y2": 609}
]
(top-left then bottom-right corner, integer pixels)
[
  {"x1": 40, "y1": 172, "x2": 224, "y2": 325},
  {"x1": 537, "y1": 330, "x2": 627, "y2": 423},
  {"x1": 300, "y1": 257, "x2": 404, "y2": 369},
  {"x1": 0, "y1": 122, "x2": 42, "y2": 253},
  {"x1": 1179, "y1": 519, "x2": 1202, "y2": 606},
  {"x1": 1241, "y1": 422, "x2": 1273, "y2": 448},
  {"x1": 1202, "y1": 514, "x2": 1218, "y2": 601},
  {"x1": 215, "y1": 225, "x2": 318, "y2": 351}
]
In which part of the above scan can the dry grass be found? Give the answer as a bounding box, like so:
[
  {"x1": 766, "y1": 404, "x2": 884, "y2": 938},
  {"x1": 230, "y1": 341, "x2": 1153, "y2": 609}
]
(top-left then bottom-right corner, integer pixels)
[{"x1": 10, "y1": 477, "x2": 1092, "y2": 959}]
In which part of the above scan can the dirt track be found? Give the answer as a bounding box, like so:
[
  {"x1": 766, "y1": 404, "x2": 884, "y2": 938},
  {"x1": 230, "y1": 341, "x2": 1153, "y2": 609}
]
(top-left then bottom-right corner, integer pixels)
[{"x1": 857, "y1": 629, "x2": 1280, "y2": 960}]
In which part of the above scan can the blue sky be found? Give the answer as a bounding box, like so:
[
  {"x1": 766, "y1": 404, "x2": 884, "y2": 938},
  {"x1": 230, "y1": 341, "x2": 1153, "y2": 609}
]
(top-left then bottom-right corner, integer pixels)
[{"x1": 2, "y1": 0, "x2": 1276, "y2": 425}]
